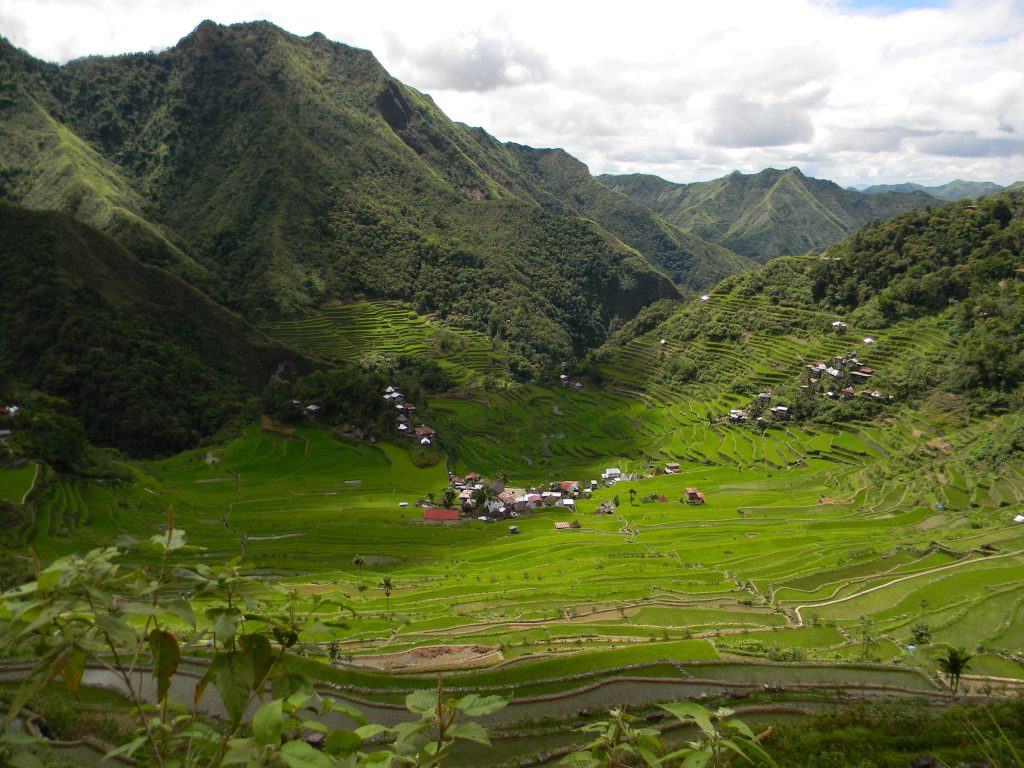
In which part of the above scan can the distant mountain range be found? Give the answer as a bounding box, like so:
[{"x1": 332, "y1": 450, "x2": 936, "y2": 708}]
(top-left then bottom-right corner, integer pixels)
[
  {"x1": 597, "y1": 168, "x2": 936, "y2": 263},
  {"x1": 857, "y1": 179, "x2": 1012, "y2": 201},
  {"x1": 0, "y1": 19, "x2": 972, "y2": 454}
]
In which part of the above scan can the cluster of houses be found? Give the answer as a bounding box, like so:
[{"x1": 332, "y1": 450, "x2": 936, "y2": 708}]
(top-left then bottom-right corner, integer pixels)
[
  {"x1": 727, "y1": 395, "x2": 792, "y2": 423},
  {"x1": 383, "y1": 387, "x2": 434, "y2": 446},
  {"x1": 803, "y1": 352, "x2": 890, "y2": 401},
  {"x1": 600, "y1": 466, "x2": 644, "y2": 483},
  {"x1": 421, "y1": 460, "x2": 706, "y2": 526},
  {"x1": 723, "y1": 344, "x2": 893, "y2": 425},
  {"x1": 448, "y1": 473, "x2": 588, "y2": 518},
  {"x1": 0, "y1": 405, "x2": 19, "y2": 440}
]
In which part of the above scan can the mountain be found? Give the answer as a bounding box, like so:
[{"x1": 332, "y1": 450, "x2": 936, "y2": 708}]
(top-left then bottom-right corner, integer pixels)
[
  {"x1": 445, "y1": 137, "x2": 758, "y2": 289},
  {"x1": 0, "y1": 201, "x2": 300, "y2": 456},
  {"x1": 598, "y1": 167, "x2": 937, "y2": 263},
  {"x1": 609, "y1": 188, "x2": 1024, "y2": 410},
  {"x1": 861, "y1": 179, "x2": 1006, "y2": 201},
  {"x1": 0, "y1": 21, "x2": 686, "y2": 379}
]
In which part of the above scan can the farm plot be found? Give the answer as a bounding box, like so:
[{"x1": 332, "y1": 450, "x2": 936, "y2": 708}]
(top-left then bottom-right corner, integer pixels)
[
  {"x1": 264, "y1": 301, "x2": 505, "y2": 384},
  {"x1": 0, "y1": 462, "x2": 36, "y2": 504},
  {"x1": 23, "y1": 290, "x2": 1024, "y2": 704}
]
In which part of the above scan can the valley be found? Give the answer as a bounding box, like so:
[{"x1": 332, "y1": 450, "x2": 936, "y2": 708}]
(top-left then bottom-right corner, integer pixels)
[
  {"x1": 22, "y1": 289, "x2": 1024, "y2": 702},
  {"x1": 2, "y1": 16, "x2": 1023, "y2": 767}
]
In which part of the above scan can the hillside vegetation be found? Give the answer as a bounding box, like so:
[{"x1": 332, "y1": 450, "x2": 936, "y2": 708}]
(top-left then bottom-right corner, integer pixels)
[
  {"x1": 2, "y1": 144, "x2": 1024, "y2": 765},
  {"x1": 0, "y1": 202, "x2": 297, "y2": 456},
  {"x1": 599, "y1": 167, "x2": 936, "y2": 262},
  {"x1": 0, "y1": 22, "x2": 686, "y2": 379}
]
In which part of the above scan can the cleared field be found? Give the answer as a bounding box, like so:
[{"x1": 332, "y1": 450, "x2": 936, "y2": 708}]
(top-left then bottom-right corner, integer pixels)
[{"x1": 0, "y1": 462, "x2": 36, "y2": 504}]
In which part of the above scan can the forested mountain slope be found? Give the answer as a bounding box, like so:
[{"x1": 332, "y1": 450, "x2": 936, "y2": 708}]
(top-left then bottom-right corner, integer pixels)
[
  {"x1": 0, "y1": 21, "x2": 687, "y2": 376},
  {"x1": 861, "y1": 179, "x2": 1006, "y2": 201},
  {"x1": 611, "y1": 189, "x2": 1024, "y2": 415},
  {"x1": 599, "y1": 167, "x2": 936, "y2": 262},
  {"x1": 0, "y1": 202, "x2": 299, "y2": 455},
  {"x1": 450, "y1": 135, "x2": 757, "y2": 288}
]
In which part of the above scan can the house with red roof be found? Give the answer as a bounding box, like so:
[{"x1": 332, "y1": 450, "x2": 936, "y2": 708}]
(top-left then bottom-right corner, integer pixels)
[{"x1": 423, "y1": 508, "x2": 459, "y2": 522}]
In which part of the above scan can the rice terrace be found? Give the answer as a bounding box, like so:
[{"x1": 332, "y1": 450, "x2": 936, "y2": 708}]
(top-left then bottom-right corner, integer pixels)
[
  {"x1": 16, "y1": 281, "x2": 1024, "y2": 761},
  {"x1": 2, "y1": 11, "x2": 1024, "y2": 766}
]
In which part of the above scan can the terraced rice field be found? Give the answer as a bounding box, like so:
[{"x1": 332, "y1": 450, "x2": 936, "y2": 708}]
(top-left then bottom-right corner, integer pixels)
[
  {"x1": 0, "y1": 462, "x2": 36, "y2": 505},
  {"x1": 27, "y1": 293, "x2": 1024, "y2": 702},
  {"x1": 264, "y1": 301, "x2": 506, "y2": 384}
]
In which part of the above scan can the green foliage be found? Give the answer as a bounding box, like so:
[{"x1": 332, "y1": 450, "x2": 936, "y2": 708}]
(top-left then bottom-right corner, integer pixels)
[
  {"x1": 937, "y1": 646, "x2": 973, "y2": 694},
  {"x1": 563, "y1": 703, "x2": 776, "y2": 768},
  {"x1": 1, "y1": 21, "x2": 679, "y2": 386},
  {"x1": 0, "y1": 524, "x2": 506, "y2": 767},
  {"x1": 0, "y1": 202, "x2": 294, "y2": 457},
  {"x1": 497, "y1": 144, "x2": 756, "y2": 289},
  {"x1": 909, "y1": 623, "x2": 932, "y2": 646},
  {"x1": 766, "y1": 702, "x2": 1024, "y2": 768}
]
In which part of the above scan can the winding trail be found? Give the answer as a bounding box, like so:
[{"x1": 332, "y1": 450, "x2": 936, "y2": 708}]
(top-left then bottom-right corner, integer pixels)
[
  {"x1": 20, "y1": 463, "x2": 39, "y2": 505},
  {"x1": 792, "y1": 548, "x2": 1024, "y2": 625}
]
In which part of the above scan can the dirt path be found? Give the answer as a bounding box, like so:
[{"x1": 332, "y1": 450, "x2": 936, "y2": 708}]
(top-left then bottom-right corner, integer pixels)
[
  {"x1": 792, "y1": 548, "x2": 1024, "y2": 625},
  {"x1": 20, "y1": 463, "x2": 39, "y2": 505}
]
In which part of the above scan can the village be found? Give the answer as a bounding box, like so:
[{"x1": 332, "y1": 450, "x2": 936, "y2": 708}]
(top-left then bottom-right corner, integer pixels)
[
  {"x1": 419, "y1": 462, "x2": 707, "y2": 531},
  {"x1": 420, "y1": 467, "x2": 708, "y2": 531},
  {"x1": 376, "y1": 386, "x2": 709, "y2": 529},
  {"x1": 719, "y1": 334, "x2": 893, "y2": 425}
]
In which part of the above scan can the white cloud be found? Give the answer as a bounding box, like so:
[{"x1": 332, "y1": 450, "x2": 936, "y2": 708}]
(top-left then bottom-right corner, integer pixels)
[
  {"x1": 0, "y1": 0, "x2": 1021, "y2": 186},
  {"x1": 702, "y1": 96, "x2": 816, "y2": 148}
]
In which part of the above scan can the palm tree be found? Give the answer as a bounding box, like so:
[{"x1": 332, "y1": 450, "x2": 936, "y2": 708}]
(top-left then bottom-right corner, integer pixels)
[
  {"x1": 379, "y1": 576, "x2": 393, "y2": 620},
  {"x1": 496, "y1": 469, "x2": 510, "y2": 485},
  {"x1": 629, "y1": 487, "x2": 637, "y2": 505},
  {"x1": 938, "y1": 646, "x2": 972, "y2": 694}
]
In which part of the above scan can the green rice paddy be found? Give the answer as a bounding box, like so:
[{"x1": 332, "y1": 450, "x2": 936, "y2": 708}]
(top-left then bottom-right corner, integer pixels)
[
  {"x1": 24, "y1": 299, "x2": 1024, "y2": 701},
  {"x1": 0, "y1": 462, "x2": 35, "y2": 504}
]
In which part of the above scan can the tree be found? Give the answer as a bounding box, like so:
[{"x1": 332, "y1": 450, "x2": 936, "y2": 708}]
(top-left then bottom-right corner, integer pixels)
[
  {"x1": 910, "y1": 622, "x2": 932, "y2": 646},
  {"x1": 496, "y1": 469, "x2": 510, "y2": 485},
  {"x1": 938, "y1": 646, "x2": 973, "y2": 694},
  {"x1": 613, "y1": 495, "x2": 621, "y2": 508},
  {"x1": 380, "y1": 576, "x2": 394, "y2": 620},
  {"x1": 628, "y1": 487, "x2": 637, "y2": 505},
  {"x1": 858, "y1": 614, "x2": 879, "y2": 661}
]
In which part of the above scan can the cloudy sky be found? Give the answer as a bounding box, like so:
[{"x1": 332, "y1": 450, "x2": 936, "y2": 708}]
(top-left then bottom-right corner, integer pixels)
[{"x1": 2, "y1": 0, "x2": 1022, "y2": 186}]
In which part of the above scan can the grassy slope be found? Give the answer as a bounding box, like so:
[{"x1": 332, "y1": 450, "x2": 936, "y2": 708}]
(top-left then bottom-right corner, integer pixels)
[
  {"x1": 599, "y1": 167, "x2": 937, "y2": 262},
  {"x1": 27, "y1": 190, "x2": 1024, "y2": 688},
  {"x1": 0, "y1": 40, "x2": 211, "y2": 285}
]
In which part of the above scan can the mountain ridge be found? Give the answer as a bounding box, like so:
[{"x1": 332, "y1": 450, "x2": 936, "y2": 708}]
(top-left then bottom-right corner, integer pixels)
[
  {"x1": 598, "y1": 167, "x2": 938, "y2": 262},
  {"x1": 0, "y1": 20, "x2": 688, "y2": 377},
  {"x1": 859, "y1": 179, "x2": 1007, "y2": 201}
]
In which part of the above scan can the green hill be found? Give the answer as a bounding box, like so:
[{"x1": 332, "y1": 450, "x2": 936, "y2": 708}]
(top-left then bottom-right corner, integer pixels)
[
  {"x1": 449, "y1": 138, "x2": 758, "y2": 289},
  {"x1": 0, "y1": 22, "x2": 680, "y2": 377},
  {"x1": 861, "y1": 179, "x2": 1006, "y2": 201},
  {"x1": 0, "y1": 202, "x2": 298, "y2": 456},
  {"x1": 608, "y1": 189, "x2": 1024, "y2": 413},
  {"x1": 598, "y1": 167, "x2": 937, "y2": 262}
]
